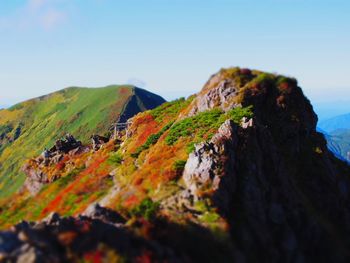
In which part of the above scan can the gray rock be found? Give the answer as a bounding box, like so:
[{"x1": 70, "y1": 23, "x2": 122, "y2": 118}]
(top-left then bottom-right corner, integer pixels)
[
  {"x1": 41, "y1": 212, "x2": 61, "y2": 225},
  {"x1": 187, "y1": 77, "x2": 240, "y2": 117},
  {"x1": 0, "y1": 232, "x2": 21, "y2": 254},
  {"x1": 82, "y1": 203, "x2": 125, "y2": 224},
  {"x1": 15, "y1": 244, "x2": 44, "y2": 263},
  {"x1": 183, "y1": 120, "x2": 238, "y2": 211}
]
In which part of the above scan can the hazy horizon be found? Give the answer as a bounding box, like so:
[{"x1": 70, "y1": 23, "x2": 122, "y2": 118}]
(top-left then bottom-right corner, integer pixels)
[{"x1": 1, "y1": 82, "x2": 349, "y2": 122}]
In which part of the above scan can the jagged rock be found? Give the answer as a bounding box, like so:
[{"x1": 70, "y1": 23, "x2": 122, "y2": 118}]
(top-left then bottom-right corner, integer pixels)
[
  {"x1": 161, "y1": 189, "x2": 195, "y2": 212},
  {"x1": 183, "y1": 120, "x2": 238, "y2": 212},
  {"x1": 41, "y1": 213, "x2": 61, "y2": 225},
  {"x1": 15, "y1": 244, "x2": 45, "y2": 263},
  {"x1": 82, "y1": 203, "x2": 126, "y2": 224},
  {"x1": 0, "y1": 232, "x2": 21, "y2": 254},
  {"x1": 187, "y1": 76, "x2": 240, "y2": 117},
  {"x1": 22, "y1": 164, "x2": 49, "y2": 195},
  {"x1": 91, "y1": 134, "x2": 109, "y2": 151},
  {"x1": 52, "y1": 134, "x2": 82, "y2": 154},
  {"x1": 0, "y1": 215, "x2": 193, "y2": 262},
  {"x1": 99, "y1": 184, "x2": 121, "y2": 207},
  {"x1": 21, "y1": 134, "x2": 89, "y2": 195}
]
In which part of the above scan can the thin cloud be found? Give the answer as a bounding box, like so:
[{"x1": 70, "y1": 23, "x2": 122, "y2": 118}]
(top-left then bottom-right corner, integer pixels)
[
  {"x1": 41, "y1": 8, "x2": 66, "y2": 29},
  {"x1": 0, "y1": 0, "x2": 69, "y2": 31},
  {"x1": 29, "y1": 0, "x2": 47, "y2": 10}
]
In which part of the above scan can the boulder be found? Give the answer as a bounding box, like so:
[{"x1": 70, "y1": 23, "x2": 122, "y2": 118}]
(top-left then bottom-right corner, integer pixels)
[
  {"x1": 183, "y1": 120, "x2": 238, "y2": 212},
  {"x1": 82, "y1": 203, "x2": 126, "y2": 224}
]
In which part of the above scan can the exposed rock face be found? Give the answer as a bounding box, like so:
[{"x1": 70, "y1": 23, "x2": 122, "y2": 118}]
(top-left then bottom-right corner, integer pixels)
[
  {"x1": 183, "y1": 120, "x2": 238, "y2": 213},
  {"x1": 0, "y1": 206, "x2": 226, "y2": 263},
  {"x1": 22, "y1": 134, "x2": 89, "y2": 195},
  {"x1": 22, "y1": 166, "x2": 49, "y2": 195},
  {"x1": 91, "y1": 134, "x2": 109, "y2": 151},
  {"x1": 181, "y1": 70, "x2": 350, "y2": 262},
  {"x1": 187, "y1": 75, "x2": 240, "y2": 117},
  {"x1": 82, "y1": 203, "x2": 126, "y2": 224}
]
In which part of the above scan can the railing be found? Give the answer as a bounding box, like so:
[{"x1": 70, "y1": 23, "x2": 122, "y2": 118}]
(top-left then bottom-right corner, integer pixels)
[{"x1": 113, "y1": 121, "x2": 132, "y2": 131}]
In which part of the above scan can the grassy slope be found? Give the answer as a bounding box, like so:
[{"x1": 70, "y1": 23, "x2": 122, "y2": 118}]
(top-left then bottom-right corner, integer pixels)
[
  {"x1": 0, "y1": 85, "x2": 134, "y2": 198},
  {"x1": 0, "y1": 67, "x2": 258, "y2": 228}
]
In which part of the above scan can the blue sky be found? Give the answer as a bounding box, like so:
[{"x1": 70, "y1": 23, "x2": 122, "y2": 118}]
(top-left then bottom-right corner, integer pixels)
[{"x1": 0, "y1": 0, "x2": 349, "y2": 117}]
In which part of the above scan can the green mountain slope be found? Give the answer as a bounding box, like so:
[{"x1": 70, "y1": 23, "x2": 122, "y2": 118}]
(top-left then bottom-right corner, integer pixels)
[{"x1": 0, "y1": 85, "x2": 165, "y2": 198}]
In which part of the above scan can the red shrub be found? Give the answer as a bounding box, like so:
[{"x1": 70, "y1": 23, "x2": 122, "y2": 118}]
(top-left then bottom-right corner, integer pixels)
[{"x1": 84, "y1": 250, "x2": 103, "y2": 263}]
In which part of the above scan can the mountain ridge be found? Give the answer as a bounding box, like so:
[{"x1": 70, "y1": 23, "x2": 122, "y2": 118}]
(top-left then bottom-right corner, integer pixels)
[
  {"x1": 0, "y1": 67, "x2": 349, "y2": 262},
  {"x1": 319, "y1": 112, "x2": 350, "y2": 132},
  {"x1": 318, "y1": 112, "x2": 350, "y2": 162},
  {"x1": 0, "y1": 85, "x2": 165, "y2": 198}
]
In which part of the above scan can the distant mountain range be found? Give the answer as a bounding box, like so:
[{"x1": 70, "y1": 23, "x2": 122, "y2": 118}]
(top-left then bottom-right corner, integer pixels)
[
  {"x1": 318, "y1": 113, "x2": 350, "y2": 163},
  {"x1": 319, "y1": 113, "x2": 350, "y2": 132}
]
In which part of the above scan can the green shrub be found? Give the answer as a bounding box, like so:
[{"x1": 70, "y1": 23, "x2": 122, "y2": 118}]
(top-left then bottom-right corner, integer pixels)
[
  {"x1": 173, "y1": 160, "x2": 187, "y2": 172},
  {"x1": 226, "y1": 106, "x2": 254, "y2": 124},
  {"x1": 130, "y1": 198, "x2": 160, "y2": 220},
  {"x1": 108, "y1": 152, "x2": 123, "y2": 166},
  {"x1": 186, "y1": 142, "x2": 196, "y2": 153},
  {"x1": 150, "y1": 98, "x2": 191, "y2": 122},
  {"x1": 253, "y1": 73, "x2": 275, "y2": 84},
  {"x1": 200, "y1": 212, "x2": 220, "y2": 223},
  {"x1": 165, "y1": 109, "x2": 224, "y2": 146},
  {"x1": 276, "y1": 76, "x2": 297, "y2": 86},
  {"x1": 56, "y1": 166, "x2": 85, "y2": 187},
  {"x1": 165, "y1": 106, "x2": 254, "y2": 146},
  {"x1": 173, "y1": 160, "x2": 187, "y2": 170},
  {"x1": 0, "y1": 124, "x2": 13, "y2": 135}
]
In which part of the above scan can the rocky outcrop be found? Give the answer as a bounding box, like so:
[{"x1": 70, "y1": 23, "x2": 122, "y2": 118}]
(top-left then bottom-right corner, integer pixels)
[
  {"x1": 82, "y1": 203, "x2": 126, "y2": 224},
  {"x1": 183, "y1": 120, "x2": 238, "y2": 213},
  {"x1": 22, "y1": 166, "x2": 49, "y2": 195},
  {"x1": 188, "y1": 79, "x2": 240, "y2": 116},
  {"x1": 22, "y1": 134, "x2": 89, "y2": 195},
  {"x1": 0, "y1": 205, "x2": 230, "y2": 263},
  {"x1": 180, "y1": 69, "x2": 350, "y2": 262},
  {"x1": 91, "y1": 134, "x2": 109, "y2": 151}
]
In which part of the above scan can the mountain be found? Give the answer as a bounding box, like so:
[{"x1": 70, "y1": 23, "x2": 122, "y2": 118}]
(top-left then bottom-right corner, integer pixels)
[
  {"x1": 0, "y1": 85, "x2": 165, "y2": 199},
  {"x1": 319, "y1": 113, "x2": 350, "y2": 133},
  {"x1": 317, "y1": 113, "x2": 350, "y2": 162},
  {"x1": 323, "y1": 129, "x2": 350, "y2": 162},
  {"x1": 313, "y1": 101, "x2": 350, "y2": 122},
  {"x1": 0, "y1": 68, "x2": 350, "y2": 262}
]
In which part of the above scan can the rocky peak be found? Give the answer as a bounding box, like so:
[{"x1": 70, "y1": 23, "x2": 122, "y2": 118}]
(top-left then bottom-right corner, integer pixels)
[
  {"x1": 185, "y1": 68, "x2": 318, "y2": 154},
  {"x1": 178, "y1": 68, "x2": 350, "y2": 261}
]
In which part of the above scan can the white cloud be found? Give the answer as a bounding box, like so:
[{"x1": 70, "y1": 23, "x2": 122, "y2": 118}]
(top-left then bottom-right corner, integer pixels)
[
  {"x1": 0, "y1": 0, "x2": 69, "y2": 31},
  {"x1": 127, "y1": 78, "x2": 147, "y2": 88},
  {"x1": 41, "y1": 8, "x2": 66, "y2": 29}
]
